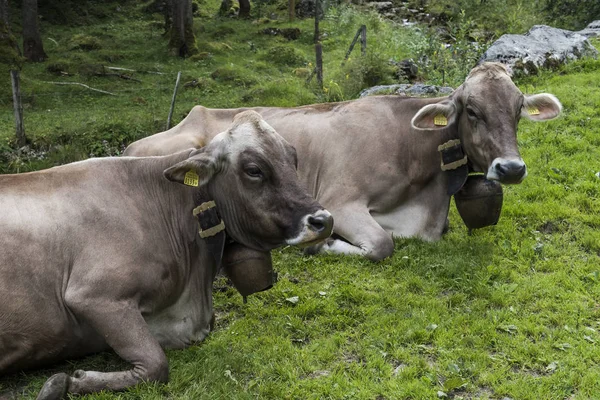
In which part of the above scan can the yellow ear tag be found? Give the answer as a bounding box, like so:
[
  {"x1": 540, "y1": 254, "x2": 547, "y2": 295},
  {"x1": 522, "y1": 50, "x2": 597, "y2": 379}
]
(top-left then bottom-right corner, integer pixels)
[
  {"x1": 527, "y1": 106, "x2": 540, "y2": 115},
  {"x1": 183, "y1": 170, "x2": 199, "y2": 187},
  {"x1": 434, "y1": 114, "x2": 448, "y2": 126}
]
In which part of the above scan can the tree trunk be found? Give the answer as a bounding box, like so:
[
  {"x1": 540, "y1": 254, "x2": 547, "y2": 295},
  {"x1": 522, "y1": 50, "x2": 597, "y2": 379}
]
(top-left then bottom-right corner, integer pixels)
[
  {"x1": 168, "y1": 0, "x2": 197, "y2": 57},
  {"x1": 22, "y1": 0, "x2": 46, "y2": 62},
  {"x1": 288, "y1": 0, "x2": 295, "y2": 21},
  {"x1": 238, "y1": 0, "x2": 250, "y2": 18},
  {"x1": 218, "y1": 0, "x2": 233, "y2": 16},
  {"x1": 1, "y1": 0, "x2": 22, "y2": 68},
  {"x1": 314, "y1": 0, "x2": 322, "y2": 89},
  {"x1": 0, "y1": 0, "x2": 7, "y2": 25}
]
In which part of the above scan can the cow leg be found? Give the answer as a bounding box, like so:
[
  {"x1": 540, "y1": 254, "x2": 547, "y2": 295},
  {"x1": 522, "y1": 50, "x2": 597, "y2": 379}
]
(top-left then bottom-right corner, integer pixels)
[
  {"x1": 37, "y1": 300, "x2": 168, "y2": 399},
  {"x1": 314, "y1": 204, "x2": 394, "y2": 261}
]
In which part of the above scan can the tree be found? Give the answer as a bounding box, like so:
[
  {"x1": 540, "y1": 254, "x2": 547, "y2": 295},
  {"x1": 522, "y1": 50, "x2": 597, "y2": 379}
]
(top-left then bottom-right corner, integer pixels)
[
  {"x1": 238, "y1": 0, "x2": 250, "y2": 18},
  {"x1": 22, "y1": 0, "x2": 46, "y2": 62},
  {"x1": 288, "y1": 0, "x2": 295, "y2": 21},
  {"x1": 1, "y1": 0, "x2": 27, "y2": 147},
  {"x1": 168, "y1": 0, "x2": 197, "y2": 57},
  {"x1": 0, "y1": 0, "x2": 20, "y2": 66}
]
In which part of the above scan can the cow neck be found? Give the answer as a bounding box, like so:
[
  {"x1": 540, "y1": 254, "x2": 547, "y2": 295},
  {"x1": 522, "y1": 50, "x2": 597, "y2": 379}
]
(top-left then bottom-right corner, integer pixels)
[
  {"x1": 192, "y1": 189, "x2": 226, "y2": 275},
  {"x1": 438, "y1": 120, "x2": 469, "y2": 196}
]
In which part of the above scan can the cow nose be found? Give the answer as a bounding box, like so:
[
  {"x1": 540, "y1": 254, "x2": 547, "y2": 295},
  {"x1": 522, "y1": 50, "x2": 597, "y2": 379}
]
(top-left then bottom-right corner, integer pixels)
[
  {"x1": 307, "y1": 210, "x2": 334, "y2": 236},
  {"x1": 492, "y1": 158, "x2": 527, "y2": 184}
]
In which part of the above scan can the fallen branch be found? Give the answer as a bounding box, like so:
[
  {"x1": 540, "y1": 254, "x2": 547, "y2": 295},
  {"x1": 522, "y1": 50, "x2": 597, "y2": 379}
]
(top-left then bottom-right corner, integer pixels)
[
  {"x1": 41, "y1": 81, "x2": 116, "y2": 96},
  {"x1": 95, "y1": 70, "x2": 142, "y2": 82},
  {"x1": 106, "y1": 66, "x2": 166, "y2": 75}
]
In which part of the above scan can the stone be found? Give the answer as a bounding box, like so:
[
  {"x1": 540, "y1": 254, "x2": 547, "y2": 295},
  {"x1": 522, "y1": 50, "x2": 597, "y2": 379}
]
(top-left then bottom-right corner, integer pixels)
[
  {"x1": 392, "y1": 58, "x2": 419, "y2": 81},
  {"x1": 479, "y1": 25, "x2": 598, "y2": 75},
  {"x1": 368, "y1": 1, "x2": 393, "y2": 13},
  {"x1": 360, "y1": 83, "x2": 454, "y2": 98},
  {"x1": 577, "y1": 20, "x2": 600, "y2": 38}
]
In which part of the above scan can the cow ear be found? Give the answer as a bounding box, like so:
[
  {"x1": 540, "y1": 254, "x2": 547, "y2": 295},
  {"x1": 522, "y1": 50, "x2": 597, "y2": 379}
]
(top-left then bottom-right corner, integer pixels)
[
  {"x1": 163, "y1": 148, "x2": 217, "y2": 187},
  {"x1": 522, "y1": 93, "x2": 562, "y2": 121},
  {"x1": 411, "y1": 100, "x2": 458, "y2": 131}
]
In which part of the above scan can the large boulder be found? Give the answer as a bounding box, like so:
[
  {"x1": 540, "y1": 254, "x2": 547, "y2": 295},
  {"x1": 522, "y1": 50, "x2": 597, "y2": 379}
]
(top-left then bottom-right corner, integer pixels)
[
  {"x1": 479, "y1": 25, "x2": 598, "y2": 75},
  {"x1": 360, "y1": 83, "x2": 453, "y2": 98},
  {"x1": 577, "y1": 20, "x2": 600, "y2": 38}
]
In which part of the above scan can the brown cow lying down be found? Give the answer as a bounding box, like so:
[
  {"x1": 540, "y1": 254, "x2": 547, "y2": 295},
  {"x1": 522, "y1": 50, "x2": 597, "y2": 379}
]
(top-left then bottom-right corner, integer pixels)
[
  {"x1": 0, "y1": 111, "x2": 332, "y2": 399},
  {"x1": 124, "y1": 62, "x2": 562, "y2": 261}
]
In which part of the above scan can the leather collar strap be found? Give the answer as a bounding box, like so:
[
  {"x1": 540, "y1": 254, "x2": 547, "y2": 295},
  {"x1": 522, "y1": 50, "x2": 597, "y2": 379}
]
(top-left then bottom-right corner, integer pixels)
[
  {"x1": 192, "y1": 201, "x2": 225, "y2": 238},
  {"x1": 438, "y1": 139, "x2": 469, "y2": 196},
  {"x1": 192, "y1": 199, "x2": 226, "y2": 274}
]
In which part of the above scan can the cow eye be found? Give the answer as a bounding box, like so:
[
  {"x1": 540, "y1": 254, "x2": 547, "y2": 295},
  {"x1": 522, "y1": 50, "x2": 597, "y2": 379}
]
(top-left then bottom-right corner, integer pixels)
[
  {"x1": 466, "y1": 108, "x2": 477, "y2": 119},
  {"x1": 245, "y1": 165, "x2": 263, "y2": 179}
]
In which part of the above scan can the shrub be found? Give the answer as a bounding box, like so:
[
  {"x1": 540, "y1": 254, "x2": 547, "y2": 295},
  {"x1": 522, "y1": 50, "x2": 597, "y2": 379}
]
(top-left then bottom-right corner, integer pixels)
[{"x1": 331, "y1": 52, "x2": 397, "y2": 98}]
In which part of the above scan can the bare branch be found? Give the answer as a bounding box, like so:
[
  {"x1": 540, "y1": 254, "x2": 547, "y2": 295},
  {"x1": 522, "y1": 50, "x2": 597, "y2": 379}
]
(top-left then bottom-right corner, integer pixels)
[{"x1": 41, "y1": 81, "x2": 116, "y2": 96}]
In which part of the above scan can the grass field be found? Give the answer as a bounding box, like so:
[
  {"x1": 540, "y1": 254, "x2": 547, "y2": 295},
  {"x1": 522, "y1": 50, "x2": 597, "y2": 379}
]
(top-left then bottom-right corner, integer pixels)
[{"x1": 1, "y1": 1, "x2": 599, "y2": 399}]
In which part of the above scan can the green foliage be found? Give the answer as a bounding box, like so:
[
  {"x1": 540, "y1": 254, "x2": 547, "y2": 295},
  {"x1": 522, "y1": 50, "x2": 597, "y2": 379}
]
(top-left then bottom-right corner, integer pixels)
[
  {"x1": 329, "y1": 52, "x2": 396, "y2": 99},
  {"x1": 425, "y1": 0, "x2": 599, "y2": 35},
  {"x1": 543, "y1": 0, "x2": 600, "y2": 30}
]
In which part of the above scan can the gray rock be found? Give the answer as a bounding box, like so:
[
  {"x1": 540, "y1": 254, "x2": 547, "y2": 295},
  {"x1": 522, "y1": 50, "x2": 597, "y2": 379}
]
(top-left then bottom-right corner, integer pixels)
[
  {"x1": 480, "y1": 25, "x2": 598, "y2": 75},
  {"x1": 578, "y1": 20, "x2": 600, "y2": 38},
  {"x1": 368, "y1": 1, "x2": 393, "y2": 13},
  {"x1": 360, "y1": 83, "x2": 454, "y2": 98}
]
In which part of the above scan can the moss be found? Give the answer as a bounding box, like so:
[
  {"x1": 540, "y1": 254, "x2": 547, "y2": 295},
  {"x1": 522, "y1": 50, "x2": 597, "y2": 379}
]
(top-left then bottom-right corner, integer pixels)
[
  {"x1": 69, "y1": 34, "x2": 102, "y2": 51},
  {"x1": 293, "y1": 67, "x2": 311, "y2": 78},
  {"x1": 263, "y1": 45, "x2": 307, "y2": 67},
  {"x1": 210, "y1": 66, "x2": 256, "y2": 85},
  {"x1": 168, "y1": 22, "x2": 198, "y2": 57},
  {"x1": 77, "y1": 63, "x2": 106, "y2": 77},
  {"x1": 203, "y1": 41, "x2": 233, "y2": 53},
  {"x1": 188, "y1": 52, "x2": 212, "y2": 61},
  {"x1": 0, "y1": 28, "x2": 25, "y2": 69},
  {"x1": 182, "y1": 77, "x2": 216, "y2": 91},
  {"x1": 210, "y1": 25, "x2": 236, "y2": 38},
  {"x1": 45, "y1": 60, "x2": 74, "y2": 75}
]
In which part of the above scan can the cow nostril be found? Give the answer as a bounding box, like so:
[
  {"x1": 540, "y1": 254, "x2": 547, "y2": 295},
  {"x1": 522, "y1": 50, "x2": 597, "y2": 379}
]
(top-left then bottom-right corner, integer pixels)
[
  {"x1": 515, "y1": 163, "x2": 526, "y2": 177},
  {"x1": 308, "y1": 215, "x2": 326, "y2": 233},
  {"x1": 495, "y1": 163, "x2": 507, "y2": 176}
]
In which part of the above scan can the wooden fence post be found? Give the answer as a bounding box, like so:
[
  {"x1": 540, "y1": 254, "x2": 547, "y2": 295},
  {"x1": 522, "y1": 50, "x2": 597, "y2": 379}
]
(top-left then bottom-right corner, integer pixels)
[
  {"x1": 315, "y1": 42, "x2": 323, "y2": 89},
  {"x1": 341, "y1": 25, "x2": 366, "y2": 66},
  {"x1": 10, "y1": 70, "x2": 26, "y2": 147},
  {"x1": 360, "y1": 24, "x2": 366, "y2": 56},
  {"x1": 314, "y1": 0, "x2": 322, "y2": 89},
  {"x1": 166, "y1": 71, "x2": 181, "y2": 130}
]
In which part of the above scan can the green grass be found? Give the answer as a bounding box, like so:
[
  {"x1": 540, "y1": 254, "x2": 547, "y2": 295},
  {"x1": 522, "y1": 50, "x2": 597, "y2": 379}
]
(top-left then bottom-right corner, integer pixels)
[{"x1": 1, "y1": 3, "x2": 600, "y2": 400}]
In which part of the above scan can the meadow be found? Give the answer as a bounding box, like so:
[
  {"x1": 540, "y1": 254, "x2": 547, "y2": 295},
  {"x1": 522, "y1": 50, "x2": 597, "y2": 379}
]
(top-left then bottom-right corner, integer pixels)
[{"x1": 0, "y1": 0, "x2": 599, "y2": 399}]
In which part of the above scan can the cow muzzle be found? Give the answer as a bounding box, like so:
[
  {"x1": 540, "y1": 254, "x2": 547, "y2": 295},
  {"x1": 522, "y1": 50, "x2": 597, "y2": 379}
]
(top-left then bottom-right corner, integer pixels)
[
  {"x1": 285, "y1": 209, "x2": 334, "y2": 246},
  {"x1": 487, "y1": 158, "x2": 527, "y2": 184}
]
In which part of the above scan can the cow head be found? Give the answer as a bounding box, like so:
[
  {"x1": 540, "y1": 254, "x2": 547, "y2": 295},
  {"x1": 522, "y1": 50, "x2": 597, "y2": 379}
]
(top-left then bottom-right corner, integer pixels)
[
  {"x1": 163, "y1": 110, "x2": 333, "y2": 251},
  {"x1": 411, "y1": 62, "x2": 562, "y2": 184}
]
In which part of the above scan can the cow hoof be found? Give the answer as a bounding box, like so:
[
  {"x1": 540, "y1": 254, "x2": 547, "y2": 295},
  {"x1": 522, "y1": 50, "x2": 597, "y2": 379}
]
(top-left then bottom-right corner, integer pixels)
[{"x1": 36, "y1": 373, "x2": 70, "y2": 400}]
